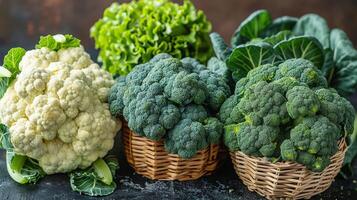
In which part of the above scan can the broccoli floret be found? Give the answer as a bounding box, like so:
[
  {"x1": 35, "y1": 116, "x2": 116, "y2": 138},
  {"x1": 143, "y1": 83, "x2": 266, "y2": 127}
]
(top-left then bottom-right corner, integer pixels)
[
  {"x1": 315, "y1": 88, "x2": 355, "y2": 134},
  {"x1": 275, "y1": 58, "x2": 327, "y2": 88},
  {"x1": 182, "y1": 57, "x2": 231, "y2": 111},
  {"x1": 108, "y1": 76, "x2": 127, "y2": 117},
  {"x1": 274, "y1": 77, "x2": 305, "y2": 92},
  {"x1": 164, "y1": 119, "x2": 208, "y2": 158},
  {"x1": 219, "y1": 96, "x2": 243, "y2": 125},
  {"x1": 239, "y1": 81, "x2": 289, "y2": 126},
  {"x1": 286, "y1": 86, "x2": 320, "y2": 119},
  {"x1": 180, "y1": 104, "x2": 207, "y2": 122},
  {"x1": 237, "y1": 123, "x2": 280, "y2": 157},
  {"x1": 207, "y1": 57, "x2": 231, "y2": 82},
  {"x1": 280, "y1": 139, "x2": 297, "y2": 161},
  {"x1": 235, "y1": 64, "x2": 278, "y2": 96},
  {"x1": 164, "y1": 72, "x2": 207, "y2": 105},
  {"x1": 285, "y1": 116, "x2": 340, "y2": 171},
  {"x1": 203, "y1": 117, "x2": 223, "y2": 144}
]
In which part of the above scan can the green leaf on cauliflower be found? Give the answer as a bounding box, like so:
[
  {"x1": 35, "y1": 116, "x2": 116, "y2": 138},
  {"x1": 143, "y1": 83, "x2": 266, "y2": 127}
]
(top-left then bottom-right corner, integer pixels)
[
  {"x1": 0, "y1": 124, "x2": 13, "y2": 150},
  {"x1": 0, "y1": 47, "x2": 26, "y2": 98},
  {"x1": 69, "y1": 156, "x2": 119, "y2": 197},
  {"x1": 6, "y1": 151, "x2": 45, "y2": 184},
  {"x1": 36, "y1": 34, "x2": 80, "y2": 51}
]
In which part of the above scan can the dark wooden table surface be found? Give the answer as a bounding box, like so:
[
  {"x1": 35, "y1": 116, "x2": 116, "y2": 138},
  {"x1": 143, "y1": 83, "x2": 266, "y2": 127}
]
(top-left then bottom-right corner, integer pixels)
[{"x1": 1, "y1": 143, "x2": 357, "y2": 200}]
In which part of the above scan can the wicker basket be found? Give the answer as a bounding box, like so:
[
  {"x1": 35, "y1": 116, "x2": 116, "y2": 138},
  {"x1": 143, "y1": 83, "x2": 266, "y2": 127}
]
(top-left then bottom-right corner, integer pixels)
[
  {"x1": 122, "y1": 123, "x2": 220, "y2": 181},
  {"x1": 230, "y1": 139, "x2": 347, "y2": 200}
]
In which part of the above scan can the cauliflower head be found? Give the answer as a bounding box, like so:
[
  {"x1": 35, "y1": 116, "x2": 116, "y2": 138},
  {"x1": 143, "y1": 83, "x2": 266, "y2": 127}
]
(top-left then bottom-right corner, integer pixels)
[{"x1": 0, "y1": 35, "x2": 121, "y2": 174}]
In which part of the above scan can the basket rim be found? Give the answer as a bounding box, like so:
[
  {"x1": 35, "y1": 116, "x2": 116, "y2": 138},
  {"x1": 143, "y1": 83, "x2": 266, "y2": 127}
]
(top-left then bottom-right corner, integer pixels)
[{"x1": 229, "y1": 137, "x2": 347, "y2": 170}]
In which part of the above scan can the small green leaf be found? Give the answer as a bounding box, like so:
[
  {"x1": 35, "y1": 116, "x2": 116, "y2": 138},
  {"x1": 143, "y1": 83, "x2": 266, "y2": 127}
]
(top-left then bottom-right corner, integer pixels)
[
  {"x1": 36, "y1": 34, "x2": 81, "y2": 51},
  {"x1": 227, "y1": 42, "x2": 275, "y2": 73},
  {"x1": 93, "y1": 158, "x2": 112, "y2": 185},
  {"x1": 274, "y1": 36, "x2": 324, "y2": 68},
  {"x1": 263, "y1": 30, "x2": 292, "y2": 46},
  {"x1": 210, "y1": 32, "x2": 232, "y2": 61},
  {"x1": 293, "y1": 14, "x2": 330, "y2": 49},
  {"x1": 0, "y1": 67, "x2": 12, "y2": 78},
  {"x1": 3, "y1": 47, "x2": 26, "y2": 76},
  {"x1": 69, "y1": 156, "x2": 119, "y2": 197},
  {"x1": 261, "y1": 16, "x2": 298, "y2": 37},
  {"x1": 329, "y1": 29, "x2": 357, "y2": 96},
  {"x1": 6, "y1": 151, "x2": 45, "y2": 184},
  {"x1": 0, "y1": 124, "x2": 13, "y2": 150},
  {"x1": 231, "y1": 10, "x2": 272, "y2": 47},
  {"x1": 0, "y1": 47, "x2": 26, "y2": 98}
]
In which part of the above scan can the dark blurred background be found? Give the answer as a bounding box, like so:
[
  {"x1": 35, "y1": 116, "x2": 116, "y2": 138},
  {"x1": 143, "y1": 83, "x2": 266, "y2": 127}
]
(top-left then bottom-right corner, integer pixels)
[
  {"x1": 1, "y1": 0, "x2": 357, "y2": 55},
  {"x1": 1, "y1": 0, "x2": 357, "y2": 101}
]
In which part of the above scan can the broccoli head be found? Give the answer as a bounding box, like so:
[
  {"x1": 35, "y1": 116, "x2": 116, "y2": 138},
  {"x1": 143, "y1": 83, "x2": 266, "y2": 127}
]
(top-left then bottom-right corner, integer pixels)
[
  {"x1": 109, "y1": 53, "x2": 230, "y2": 158},
  {"x1": 221, "y1": 58, "x2": 354, "y2": 172}
]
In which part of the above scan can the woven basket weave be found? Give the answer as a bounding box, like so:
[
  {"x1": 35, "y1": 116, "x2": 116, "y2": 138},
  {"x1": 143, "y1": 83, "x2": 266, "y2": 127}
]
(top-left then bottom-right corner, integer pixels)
[
  {"x1": 122, "y1": 123, "x2": 220, "y2": 181},
  {"x1": 230, "y1": 138, "x2": 347, "y2": 200}
]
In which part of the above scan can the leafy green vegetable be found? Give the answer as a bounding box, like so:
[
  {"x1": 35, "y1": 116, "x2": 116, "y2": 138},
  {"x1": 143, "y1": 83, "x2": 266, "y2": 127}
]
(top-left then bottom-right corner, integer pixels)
[
  {"x1": 262, "y1": 30, "x2": 292, "y2": 46},
  {"x1": 293, "y1": 14, "x2": 330, "y2": 49},
  {"x1": 231, "y1": 10, "x2": 272, "y2": 47},
  {"x1": 1, "y1": 124, "x2": 45, "y2": 184},
  {"x1": 69, "y1": 156, "x2": 119, "y2": 196},
  {"x1": 6, "y1": 152, "x2": 45, "y2": 184},
  {"x1": 341, "y1": 116, "x2": 357, "y2": 178},
  {"x1": 226, "y1": 42, "x2": 275, "y2": 74},
  {"x1": 274, "y1": 36, "x2": 324, "y2": 67},
  {"x1": 0, "y1": 47, "x2": 26, "y2": 98},
  {"x1": 91, "y1": 0, "x2": 213, "y2": 76},
  {"x1": 261, "y1": 16, "x2": 298, "y2": 37},
  {"x1": 35, "y1": 34, "x2": 80, "y2": 51},
  {"x1": 328, "y1": 29, "x2": 357, "y2": 96},
  {"x1": 210, "y1": 32, "x2": 232, "y2": 61}
]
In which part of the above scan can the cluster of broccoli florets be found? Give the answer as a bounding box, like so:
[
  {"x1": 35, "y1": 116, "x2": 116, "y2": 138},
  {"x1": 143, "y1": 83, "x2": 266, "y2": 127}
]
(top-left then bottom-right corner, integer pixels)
[
  {"x1": 109, "y1": 54, "x2": 230, "y2": 158},
  {"x1": 222, "y1": 58, "x2": 355, "y2": 172}
]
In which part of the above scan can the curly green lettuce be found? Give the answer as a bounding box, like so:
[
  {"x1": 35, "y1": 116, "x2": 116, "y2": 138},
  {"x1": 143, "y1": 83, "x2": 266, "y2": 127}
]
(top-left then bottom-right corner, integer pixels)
[{"x1": 91, "y1": 0, "x2": 213, "y2": 75}]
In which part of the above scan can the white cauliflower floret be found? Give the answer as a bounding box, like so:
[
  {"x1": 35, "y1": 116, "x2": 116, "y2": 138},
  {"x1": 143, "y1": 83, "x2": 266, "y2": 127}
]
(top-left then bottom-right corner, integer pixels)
[
  {"x1": 19, "y1": 47, "x2": 58, "y2": 71},
  {"x1": 58, "y1": 46, "x2": 93, "y2": 69},
  {"x1": 0, "y1": 46, "x2": 121, "y2": 174}
]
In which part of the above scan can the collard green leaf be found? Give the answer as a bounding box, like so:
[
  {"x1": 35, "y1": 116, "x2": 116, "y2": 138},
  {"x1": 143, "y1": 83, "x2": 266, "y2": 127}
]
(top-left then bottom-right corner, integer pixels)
[
  {"x1": 293, "y1": 14, "x2": 330, "y2": 49},
  {"x1": 227, "y1": 42, "x2": 275, "y2": 73},
  {"x1": 210, "y1": 32, "x2": 232, "y2": 61},
  {"x1": 231, "y1": 10, "x2": 272, "y2": 47},
  {"x1": 340, "y1": 116, "x2": 357, "y2": 178},
  {"x1": 6, "y1": 151, "x2": 45, "y2": 184},
  {"x1": 261, "y1": 16, "x2": 298, "y2": 37},
  {"x1": 263, "y1": 30, "x2": 292, "y2": 46},
  {"x1": 274, "y1": 36, "x2": 324, "y2": 68},
  {"x1": 69, "y1": 157, "x2": 119, "y2": 197},
  {"x1": 36, "y1": 34, "x2": 80, "y2": 51},
  {"x1": 329, "y1": 28, "x2": 357, "y2": 96}
]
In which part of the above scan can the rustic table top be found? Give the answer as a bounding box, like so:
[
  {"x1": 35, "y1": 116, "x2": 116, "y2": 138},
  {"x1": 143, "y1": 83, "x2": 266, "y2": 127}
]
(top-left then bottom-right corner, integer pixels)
[{"x1": 1, "y1": 147, "x2": 357, "y2": 200}]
